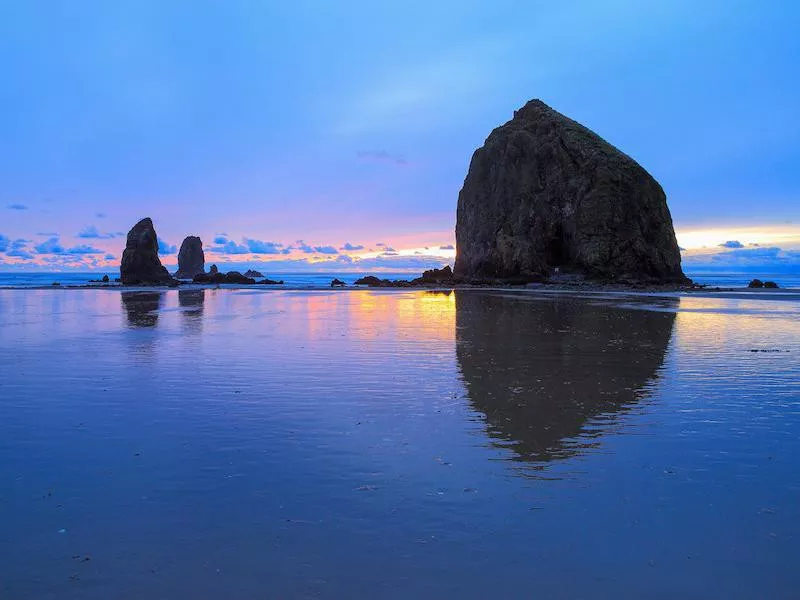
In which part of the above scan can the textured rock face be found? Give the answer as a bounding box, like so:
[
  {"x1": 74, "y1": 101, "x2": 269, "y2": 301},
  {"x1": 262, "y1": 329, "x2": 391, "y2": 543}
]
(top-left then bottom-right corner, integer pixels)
[
  {"x1": 174, "y1": 236, "x2": 205, "y2": 279},
  {"x1": 120, "y1": 218, "x2": 173, "y2": 284},
  {"x1": 454, "y1": 100, "x2": 685, "y2": 282}
]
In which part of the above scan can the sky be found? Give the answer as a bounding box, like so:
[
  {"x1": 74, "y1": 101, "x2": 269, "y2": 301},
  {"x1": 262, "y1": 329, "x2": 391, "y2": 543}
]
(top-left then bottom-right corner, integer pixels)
[{"x1": 0, "y1": 0, "x2": 798, "y2": 273}]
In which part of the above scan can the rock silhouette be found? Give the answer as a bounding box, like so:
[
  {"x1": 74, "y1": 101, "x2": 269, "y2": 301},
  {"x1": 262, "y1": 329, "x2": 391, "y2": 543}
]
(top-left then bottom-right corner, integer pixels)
[
  {"x1": 174, "y1": 236, "x2": 205, "y2": 279},
  {"x1": 120, "y1": 218, "x2": 174, "y2": 285},
  {"x1": 193, "y1": 271, "x2": 255, "y2": 285},
  {"x1": 455, "y1": 100, "x2": 685, "y2": 283}
]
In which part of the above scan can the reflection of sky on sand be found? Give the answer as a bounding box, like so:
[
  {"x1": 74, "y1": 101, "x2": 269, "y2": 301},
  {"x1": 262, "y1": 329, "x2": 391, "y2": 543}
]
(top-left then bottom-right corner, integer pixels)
[{"x1": 1, "y1": 288, "x2": 799, "y2": 599}]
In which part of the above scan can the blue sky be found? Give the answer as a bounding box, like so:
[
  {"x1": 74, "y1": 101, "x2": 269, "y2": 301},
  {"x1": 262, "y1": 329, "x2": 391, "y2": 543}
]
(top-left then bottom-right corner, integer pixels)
[{"x1": 0, "y1": 0, "x2": 798, "y2": 272}]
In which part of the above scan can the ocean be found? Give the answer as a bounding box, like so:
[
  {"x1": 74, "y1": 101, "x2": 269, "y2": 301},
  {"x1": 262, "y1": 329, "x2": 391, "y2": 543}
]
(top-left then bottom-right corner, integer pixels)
[
  {"x1": 0, "y1": 270, "x2": 798, "y2": 289},
  {"x1": 1, "y1": 287, "x2": 798, "y2": 598}
]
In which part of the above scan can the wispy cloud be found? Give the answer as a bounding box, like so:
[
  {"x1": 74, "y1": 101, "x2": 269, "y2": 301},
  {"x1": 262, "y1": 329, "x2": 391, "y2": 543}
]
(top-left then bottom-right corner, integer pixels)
[
  {"x1": 719, "y1": 240, "x2": 744, "y2": 249},
  {"x1": 209, "y1": 236, "x2": 290, "y2": 256},
  {"x1": 439, "y1": 244, "x2": 454, "y2": 250},
  {"x1": 0, "y1": 234, "x2": 8, "y2": 252},
  {"x1": 78, "y1": 225, "x2": 123, "y2": 239},
  {"x1": 356, "y1": 150, "x2": 409, "y2": 166},
  {"x1": 96, "y1": 212, "x2": 107, "y2": 218},
  {"x1": 7, "y1": 248, "x2": 34, "y2": 259},
  {"x1": 341, "y1": 242, "x2": 365, "y2": 251},
  {"x1": 244, "y1": 238, "x2": 288, "y2": 255},
  {"x1": 8, "y1": 203, "x2": 28, "y2": 210},
  {"x1": 157, "y1": 238, "x2": 177, "y2": 255},
  {"x1": 34, "y1": 237, "x2": 103, "y2": 255}
]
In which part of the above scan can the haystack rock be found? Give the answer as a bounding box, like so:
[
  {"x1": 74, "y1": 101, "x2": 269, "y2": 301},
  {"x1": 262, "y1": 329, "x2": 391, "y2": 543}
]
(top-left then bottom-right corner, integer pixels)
[
  {"x1": 120, "y1": 218, "x2": 174, "y2": 285},
  {"x1": 174, "y1": 236, "x2": 205, "y2": 279},
  {"x1": 454, "y1": 100, "x2": 686, "y2": 283}
]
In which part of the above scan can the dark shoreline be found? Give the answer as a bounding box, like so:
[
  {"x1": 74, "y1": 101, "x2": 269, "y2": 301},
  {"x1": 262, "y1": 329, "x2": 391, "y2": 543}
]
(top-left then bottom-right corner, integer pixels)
[{"x1": 3, "y1": 281, "x2": 799, "y2": 301}]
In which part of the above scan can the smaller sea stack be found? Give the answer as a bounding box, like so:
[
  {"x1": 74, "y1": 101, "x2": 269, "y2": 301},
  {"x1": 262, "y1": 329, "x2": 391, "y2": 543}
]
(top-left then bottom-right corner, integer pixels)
[{"x1": 174, "y1": 236, "x2": 205, "y2": 279}]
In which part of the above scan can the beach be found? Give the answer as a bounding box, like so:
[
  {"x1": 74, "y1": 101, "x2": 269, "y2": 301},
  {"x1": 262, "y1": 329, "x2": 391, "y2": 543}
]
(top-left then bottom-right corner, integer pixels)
[{"x1": 1, "y1": 287, "x2": 798, "y2": 599}]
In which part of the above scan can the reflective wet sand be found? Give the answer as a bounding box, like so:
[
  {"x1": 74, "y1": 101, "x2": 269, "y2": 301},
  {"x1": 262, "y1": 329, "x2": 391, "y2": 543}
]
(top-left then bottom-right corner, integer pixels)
[{"x1": 0, "y1": 289, "x2": 798, "y2": 599}]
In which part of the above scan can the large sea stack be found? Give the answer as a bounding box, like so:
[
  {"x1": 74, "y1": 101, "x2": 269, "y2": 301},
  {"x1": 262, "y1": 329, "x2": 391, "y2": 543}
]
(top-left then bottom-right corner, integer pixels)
[
  {"x1": 120, "y1": 218, "x2": 174, "y2": 285},
  {"x1": 454, "y1": 100, "x2": 685, "y2": 283},
  {"x1": 174, "y1": 236, "x2": 205, "y2": 279}
]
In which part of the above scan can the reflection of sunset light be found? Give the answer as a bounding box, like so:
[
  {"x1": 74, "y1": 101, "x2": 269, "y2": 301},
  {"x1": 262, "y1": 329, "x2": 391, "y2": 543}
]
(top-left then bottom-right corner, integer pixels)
[
  {"x1": 673, "y1": 296, "x2": 800, "y2": 357},
  {"x1": 348, "y1": 290, "x2": 456, "y2": 343}
]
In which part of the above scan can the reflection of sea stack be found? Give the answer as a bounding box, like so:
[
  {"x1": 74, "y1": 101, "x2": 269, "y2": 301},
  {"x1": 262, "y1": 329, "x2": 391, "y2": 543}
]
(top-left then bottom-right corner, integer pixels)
[
  {"x1": 174, "y1": 236, "x2": 205, "y2": 279},
  {"x1": 455, "y1": 100, "x2": 685, "y2": 282},
  {"x1": 121, "y1": 291, "x2": 163, "y2": 327},
  {"x1": 455, "y1": 291, "x2": 675, "y2": 462},
  {"x1": 120, "y1": 218, "x2": 174, "y2": 285},
  {"x1": 178, "y1": 289, "x2": 205, "y2": 314}
]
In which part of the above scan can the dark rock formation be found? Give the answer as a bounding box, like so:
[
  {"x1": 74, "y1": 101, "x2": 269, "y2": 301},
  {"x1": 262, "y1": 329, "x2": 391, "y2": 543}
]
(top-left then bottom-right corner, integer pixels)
[
  {"x1": 764, "y1": 281, "x2": 779, "y2": 289},
  {"x1": 331, "y1": 278, "x2": 346, "y2": 287},
  {"x1": 417, "y1": 265, "x2": 454, "y2": 283},
  {"x1": 353, "y1": 267, "x2": 459, "y2": 288},
  {"x1": 244, "y1": 269, "x2": 263, "y2": 278},
  {"x1": 209, "y1": 264, "x2": 219, "y2": 275},
  {"x1": 354, "y1": 275, "x2": 384, "y2": 286},
  {"x1": 120, "y1": 218, "x2": 175, "y2": 285},
  {"x1": 255, "y1": 278, "x2": 284, "y2": 285},
  {"x1": 748, "y1": 279, "x2": 764, "y2": 288},
  {"x1": 454, "y1": 100, "x2": 686, "y2": 283},
  {"x1": 174, "y1": 236, "x2": 205, "y2": 279},
  {"x1": 193, "y1": 271, "x2": 256, "y2": 285}
]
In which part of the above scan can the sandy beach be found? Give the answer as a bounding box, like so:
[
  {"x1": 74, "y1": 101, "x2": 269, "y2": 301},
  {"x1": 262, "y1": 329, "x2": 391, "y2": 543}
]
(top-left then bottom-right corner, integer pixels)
[{"x1": 1, "y1": 287, "x2": 798, "y2": 598}]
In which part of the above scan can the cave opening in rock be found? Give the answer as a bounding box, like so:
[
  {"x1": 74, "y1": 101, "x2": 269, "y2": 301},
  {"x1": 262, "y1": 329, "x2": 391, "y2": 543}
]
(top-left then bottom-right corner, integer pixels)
[{"x1": 546, "y1": 225, "x2": 567, "y2": 268}]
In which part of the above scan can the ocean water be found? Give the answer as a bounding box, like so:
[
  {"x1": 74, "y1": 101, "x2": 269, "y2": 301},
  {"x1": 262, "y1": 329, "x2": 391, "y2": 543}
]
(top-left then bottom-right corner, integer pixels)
[
  {"x1": 0, "y1": 272, "x2": 416, "y2": 289},
  {"x1": 0, "y1": 270, "x2": 798, "y2": 289},
  {"x1": 0, "y1": 288, "x2": 798, "y2": 599}
]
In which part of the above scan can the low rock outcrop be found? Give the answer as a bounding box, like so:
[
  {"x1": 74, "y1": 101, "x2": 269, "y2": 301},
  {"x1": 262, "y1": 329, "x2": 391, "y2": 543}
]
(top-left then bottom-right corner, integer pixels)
[
  {"x1": 193, "y1": 271, "x2": 256, "y2": 285},
  {"x1": 454, "y1": 100, "x2": 686, "y2": 283},
  {"x1": 174, "y1": 236, "x2": 205, "y2": 279},
  {"x1": 120, "y1": 218, "x2": 175, "y2": 285},
  {"x1": 244, "y1": 269, "x2": 264, "y2": 278},
  {"x1": 417, "y1": 265, "x2": 453, "y2": 283},
  {"x1": 331, "y1": 278, "x2": 346, "y2": 287}
]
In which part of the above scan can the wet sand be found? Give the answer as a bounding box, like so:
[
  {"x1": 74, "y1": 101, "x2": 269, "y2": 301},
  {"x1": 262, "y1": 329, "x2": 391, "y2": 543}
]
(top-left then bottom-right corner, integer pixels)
[{"x1": 0, "y1": 288, "x2": 798, "y2": 598}]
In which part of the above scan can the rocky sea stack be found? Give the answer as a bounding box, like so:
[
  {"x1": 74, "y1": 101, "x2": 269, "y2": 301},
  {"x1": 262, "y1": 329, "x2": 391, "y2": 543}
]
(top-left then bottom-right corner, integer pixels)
[
  {"x1": 454, "y1": 100, "x2": 686, "y2": 283},
  {"x1": 120, "y1": 218, "x2": 174, "y2": 285},
  {"x1": 174, "y1": 236, "x2": 205, "y2": 279}
]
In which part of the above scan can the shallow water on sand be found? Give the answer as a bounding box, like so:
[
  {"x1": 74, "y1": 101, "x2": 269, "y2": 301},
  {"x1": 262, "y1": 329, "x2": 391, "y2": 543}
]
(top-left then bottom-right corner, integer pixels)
[{"x1": 0, "y1": 289, "x2": 798, "y2": 599}]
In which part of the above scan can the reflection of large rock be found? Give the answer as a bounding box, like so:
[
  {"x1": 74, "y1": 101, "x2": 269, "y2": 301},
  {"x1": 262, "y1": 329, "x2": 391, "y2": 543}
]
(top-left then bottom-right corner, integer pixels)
[
  {"x1": 120, "y1": 218, "x2": 174, "y2": 285},
  {"x1": 454, "y1": 100, "x2": 685, "y2": 282},
  {"x1": 121, "y1": 291, "x2": 163, "y2": 327},
  {"x1": 174, "y1": 236, "x2": 205, "y2": 279},
  {"x1": 455, "y1": 291, "x2": 675, "y2": 462}
]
